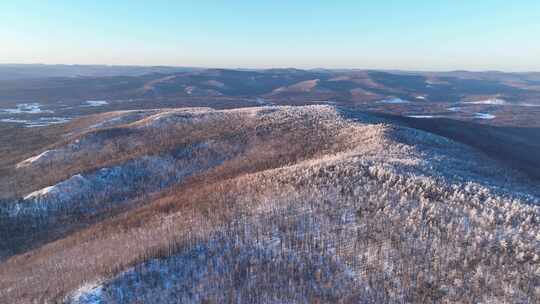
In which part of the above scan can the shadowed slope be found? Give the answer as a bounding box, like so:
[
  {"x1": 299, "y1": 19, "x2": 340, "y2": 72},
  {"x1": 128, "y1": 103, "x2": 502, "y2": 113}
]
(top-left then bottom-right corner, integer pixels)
[{"x1": 373, "y1": 113, "x2": 540, "y2": 179}]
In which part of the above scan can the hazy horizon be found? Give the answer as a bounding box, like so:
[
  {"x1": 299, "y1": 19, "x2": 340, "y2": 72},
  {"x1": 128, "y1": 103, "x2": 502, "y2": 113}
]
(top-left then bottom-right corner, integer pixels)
[
  {"x1": 2, "y1": 63, "x2": 540, "y2": 74},
  {"x1": 2, "y1": 1, "x2": 539, "y2": 71}
]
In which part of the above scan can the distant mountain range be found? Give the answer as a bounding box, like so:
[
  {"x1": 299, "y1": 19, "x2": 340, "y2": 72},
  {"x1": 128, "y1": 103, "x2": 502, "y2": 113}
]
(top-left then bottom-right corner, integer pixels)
[
  {"x1": 1, "y1": 65, "x2": 539, "y2": 128},
  {"x1": 0, "y1": 64, "x2": 199, "y2": 80},
  {"x1": 1, "y1": 65, "x2": 539, "y2": 103}
]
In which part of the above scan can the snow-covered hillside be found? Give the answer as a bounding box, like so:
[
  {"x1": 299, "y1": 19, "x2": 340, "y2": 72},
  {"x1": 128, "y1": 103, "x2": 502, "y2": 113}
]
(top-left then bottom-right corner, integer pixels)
[{"x1": 1, "y1": 105, "x2": 539, "y2": 303}]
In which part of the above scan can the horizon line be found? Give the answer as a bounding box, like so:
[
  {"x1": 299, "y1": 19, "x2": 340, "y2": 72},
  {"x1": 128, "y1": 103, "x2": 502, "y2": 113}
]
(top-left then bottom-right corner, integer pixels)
[{"x1": 1, "y1": 62, "x2": 539, "y2": 74}]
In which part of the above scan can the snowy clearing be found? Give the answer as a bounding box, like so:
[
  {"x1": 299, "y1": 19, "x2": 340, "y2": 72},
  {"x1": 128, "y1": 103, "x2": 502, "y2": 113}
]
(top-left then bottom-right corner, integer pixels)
[
  {"x1": 0, "y1": 103, "x2": 53, "y2": 114},
  {"x1": 379, "y1": 98, "x2": 410, "y2": 104},
  {"x1": 464, "y1": 99, "x2": 540, "y2": 107},
  {"x1": 85, "y1": 100, "x2": 109, "y2": 107},
  {"x1": 464, "y1": 98, "x2": 506, "y2": 105},
  {"x1": 1, "y1": 116, "x2": 71, "y2": 127},
  {"x1": 0, "y1": 118, "x2": 29, "y2": 124},
  {"x1": 17, "y1": 150, "x2": 57, "y2": 168},
  {"x1": 474, "y1": 113, "x2": 496, "y2": 120},
  {"x1": 407, "y1": 115, "x2": 438, "y2": 119}
]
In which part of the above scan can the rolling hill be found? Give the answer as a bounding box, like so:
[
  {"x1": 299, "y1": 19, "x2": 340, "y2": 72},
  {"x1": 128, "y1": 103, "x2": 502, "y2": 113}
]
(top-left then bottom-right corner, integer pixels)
[
  {"x1": 2, "y1": 67, "x2": 539, "y2": 131},
  {"x1": 1, "y1": 105, "x2": 539, "y2": 303}
]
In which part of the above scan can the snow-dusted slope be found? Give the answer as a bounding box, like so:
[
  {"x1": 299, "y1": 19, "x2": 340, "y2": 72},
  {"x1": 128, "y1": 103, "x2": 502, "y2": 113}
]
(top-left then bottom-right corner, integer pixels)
[
  {"x1": 9, "y1": 151, "x2": 226, "y2": 217},
  {"x1": 1, "y1": 105, "x2": 539, "y2": 303},
  {"x1": 2, "y1": 106, "x2": 353, "y2": 219},
  {"x1": 66, "y1": 110, "x2": 540, "y2": 302}
]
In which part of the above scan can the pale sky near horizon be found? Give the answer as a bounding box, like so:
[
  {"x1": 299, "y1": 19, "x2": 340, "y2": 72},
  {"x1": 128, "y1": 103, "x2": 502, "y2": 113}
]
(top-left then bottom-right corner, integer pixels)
[{"x1": 1, "y1": 0, "x2": 539, "y2": 71}]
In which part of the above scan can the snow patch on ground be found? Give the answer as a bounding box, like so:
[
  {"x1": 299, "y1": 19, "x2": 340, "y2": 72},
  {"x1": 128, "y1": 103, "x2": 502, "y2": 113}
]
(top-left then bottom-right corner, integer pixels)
[
  {"x1": 0, "y1": 118, "x2": 29, "y2": 124},
  {"x1": 474, "y1": 112, "x2": 496, "y2": 120},
  {"x1": 0, "y1": 103, "x2": 68, "y2": 127},
  {"x1": 379, "y1": 98, "x2": 410, "y2": 104},
  {"x1": 26, "y1": 117, "x2": 71, "y2": 127},
  {"x1": 0, "y1": 116, "x2": 70, "y2": 127},
  {"x1": 415, "y1": 95, "x2": 427, "y2": 100},
  {"x1": 85, "y1": 100, "x2": 108, "y2": 107},
  {"x1": 447, "y1": 107, "x2": 461, "y2": 112},
  {"x1": 68, "y1": 281, "x2": 104, "y2": 304},
  {"x1": 23, "y1": 174, "x2": 88, "y2": 201},
  {"x1": 23, "y1": 186, "x2": 56, "y2": 200},
  {"x1": 464, "y1": 98, "x2": 506, "y2": 105},
  {"x1": 407, "y1": 115, "x2": 438, "y2": 119},
  {"x1": 463, "y1": 99, "x2": 540, "y2": 107},
  {"x1": 0, "y1": 103, "x2": 53, "y2": 114},
  {"x1": 17, "y1": 150, "x2": 58, "y2": 168},
  {"x1": 516, "y1": 103, "x2": 540, "y2": 107}
]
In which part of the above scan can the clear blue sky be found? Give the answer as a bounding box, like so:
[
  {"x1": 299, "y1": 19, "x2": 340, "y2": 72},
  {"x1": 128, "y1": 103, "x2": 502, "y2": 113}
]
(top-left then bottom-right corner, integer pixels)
[{"x1": 1, "y1": 0, "x2": 539, "y2": 71}]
